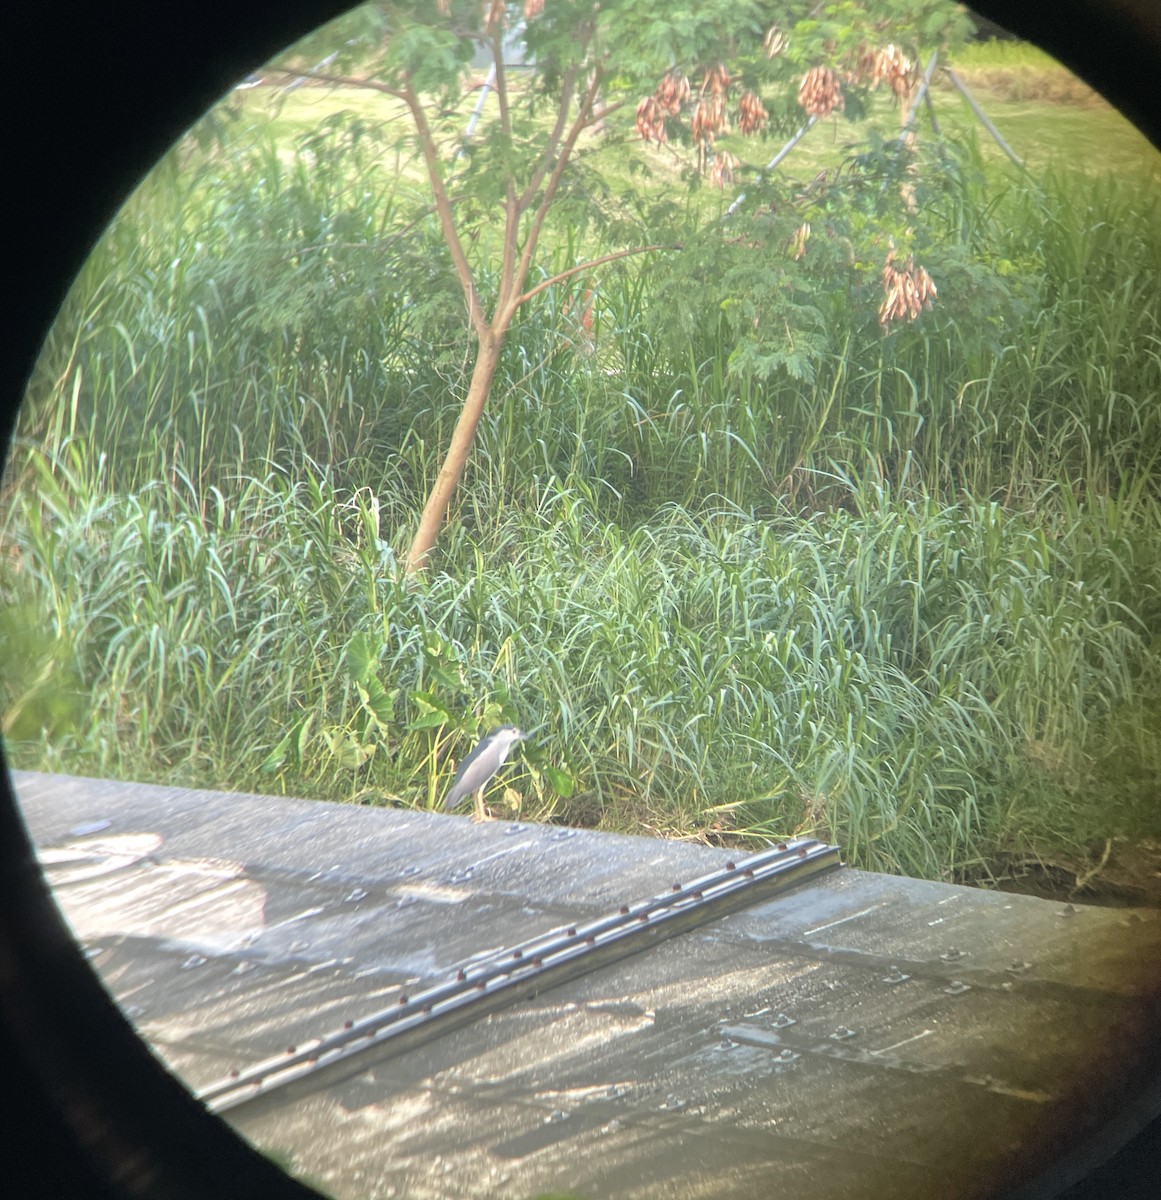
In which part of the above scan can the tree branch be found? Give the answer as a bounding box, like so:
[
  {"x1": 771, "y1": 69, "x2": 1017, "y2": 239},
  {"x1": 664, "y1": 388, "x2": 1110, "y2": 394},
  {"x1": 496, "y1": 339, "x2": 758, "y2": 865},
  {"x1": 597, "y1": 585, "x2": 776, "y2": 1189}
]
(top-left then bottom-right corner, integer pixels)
[
  {"x1": 264, "y1": 64, "x2": 409, "y2": 101},
  {"x1": 587, "y1": 96, "x2": 627, "y2": 124},
  {"x1": 514, "y1": 244, "x2": 677, "y2": 309},
  {"x1": 490, "y1": 28, "x2": 523, "y2": 316},
  {"x1": 517, "y1": 62, "x2": 581, "y2": 212},
  {"x1": 398, "y1": 75, "x2": 488, "y2": 341},
  {"x1": 504, "y1": 65, "x2": 604, "y2": 323}
]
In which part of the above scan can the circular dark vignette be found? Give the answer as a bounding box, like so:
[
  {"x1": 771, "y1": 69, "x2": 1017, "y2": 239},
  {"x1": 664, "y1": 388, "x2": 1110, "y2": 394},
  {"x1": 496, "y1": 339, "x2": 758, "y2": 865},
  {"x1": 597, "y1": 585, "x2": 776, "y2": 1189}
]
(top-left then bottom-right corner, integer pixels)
[{"x1": 2, "y1": 2, "x2": 1161, "y2": 1198}]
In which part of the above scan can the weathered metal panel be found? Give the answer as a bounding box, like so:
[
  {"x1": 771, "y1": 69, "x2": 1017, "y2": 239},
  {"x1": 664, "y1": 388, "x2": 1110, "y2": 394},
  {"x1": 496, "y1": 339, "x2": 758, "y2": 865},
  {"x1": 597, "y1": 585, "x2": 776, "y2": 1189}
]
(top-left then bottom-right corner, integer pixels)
[
  {"x1": 15, "y1": 770, "x2": 1161, "y2": 1200},
  {"x1": 194, "y1": 840, "x2": 844, "y2": 1114}
]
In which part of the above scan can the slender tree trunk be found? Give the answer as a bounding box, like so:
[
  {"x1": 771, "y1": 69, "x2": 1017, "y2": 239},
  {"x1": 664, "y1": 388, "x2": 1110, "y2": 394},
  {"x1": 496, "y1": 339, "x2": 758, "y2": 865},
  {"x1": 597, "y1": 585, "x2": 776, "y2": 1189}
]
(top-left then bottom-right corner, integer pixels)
[
  {"x1": 404, "y1": 328, "x2": 504, "y2": 573},
  {"x1": 396, "y1": 51, "x2": 604, "y2": 573}
]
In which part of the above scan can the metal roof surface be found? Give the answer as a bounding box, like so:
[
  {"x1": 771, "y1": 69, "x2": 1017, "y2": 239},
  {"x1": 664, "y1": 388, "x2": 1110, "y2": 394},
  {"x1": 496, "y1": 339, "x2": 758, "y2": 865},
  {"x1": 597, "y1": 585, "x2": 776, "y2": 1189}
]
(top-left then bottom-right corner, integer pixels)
[{"x1": 15, "y1": 770, "x2": 1161, "y2": 1199}]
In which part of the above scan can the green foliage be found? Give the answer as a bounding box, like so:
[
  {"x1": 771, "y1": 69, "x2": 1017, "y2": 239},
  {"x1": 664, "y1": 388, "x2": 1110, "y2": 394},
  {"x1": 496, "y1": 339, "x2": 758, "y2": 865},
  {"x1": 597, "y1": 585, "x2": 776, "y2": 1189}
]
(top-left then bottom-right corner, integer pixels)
[
  {"x1": 253, "y1": 1, "x2": 981, "y2": 572},
  {"x1": 3, "y1": 450, "x2": 1156, "y2": 877},
  {"x1": 262, "y1": 1, "x2": 977, "y2": 297},
  {"x1": 5, "y1": 23, "x2": 1161, "y2": 885}
]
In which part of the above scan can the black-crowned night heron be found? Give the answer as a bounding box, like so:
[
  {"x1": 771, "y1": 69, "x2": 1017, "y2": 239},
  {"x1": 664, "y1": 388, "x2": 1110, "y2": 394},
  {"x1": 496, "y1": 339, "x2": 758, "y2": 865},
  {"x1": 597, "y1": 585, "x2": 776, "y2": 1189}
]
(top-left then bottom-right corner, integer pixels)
[{"x1": 443, "y1": 726, "x2": 527, "y2": 821}]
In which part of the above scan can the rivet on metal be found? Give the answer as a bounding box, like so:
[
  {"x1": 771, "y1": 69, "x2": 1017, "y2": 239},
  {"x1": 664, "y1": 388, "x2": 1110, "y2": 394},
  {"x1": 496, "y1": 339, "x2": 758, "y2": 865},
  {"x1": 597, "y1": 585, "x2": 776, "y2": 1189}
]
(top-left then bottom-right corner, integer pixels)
[
  {"x1": 829, "y1": 1026, "x2": 856, "y2": 1040},
  {"x1": 672, "y1": 883, "x2": 682, "y2": 892},
  {"x1": 513, "y1": 949, "x2": 523, "y2": 959},
  {"x1": 456, "y1": 968, "x2": 467, "y2": 981},
  {"x1": 567, "y1": 927, "x2": 577, "y2": 937},
  {"x1": 743, "y1": 868, "x2": 754, "y2": 877},
  {"x1": 692, "y1": 890, "x2": 703, "y2": 899},
  {"x1": 343, "y1": 1020, "x2": 353, "y2": 1030},
  {"x1": 726, "y1": 861, "x2": 736, "y2": 871},
  {"x1": 620, "y1": 905, "x2": 630, "y2": 915},
  {"x1": 945, "y1": 981, "x2": 971, "y2": 996},
  {"x1": 398, "y1": 994, "x2": 409, "y2": 1005}
]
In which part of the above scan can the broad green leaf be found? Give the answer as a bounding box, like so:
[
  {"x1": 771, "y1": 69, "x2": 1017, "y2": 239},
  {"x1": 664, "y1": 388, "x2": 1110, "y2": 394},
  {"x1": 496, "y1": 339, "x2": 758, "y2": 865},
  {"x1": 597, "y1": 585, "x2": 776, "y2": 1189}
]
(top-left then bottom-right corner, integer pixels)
[
  {"x1": 542, "y1": 764, "x2": 576, "y2": 798},
  {"x1": 346, "y1": 632, "x2": 374, "y2": 683}
]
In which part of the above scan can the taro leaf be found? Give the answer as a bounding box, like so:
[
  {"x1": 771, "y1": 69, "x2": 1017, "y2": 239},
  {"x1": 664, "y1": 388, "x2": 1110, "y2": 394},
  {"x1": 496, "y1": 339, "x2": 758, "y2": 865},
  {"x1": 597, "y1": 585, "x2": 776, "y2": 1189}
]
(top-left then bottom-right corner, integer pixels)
[
  {"x1": 345, "y1": 632, "x2": 375, "y2": 684},
  {"x1": 542, "y1": 764, "x2": 576, "y2": 799},
  {"x1": 407, "y1": 689, "x2": 452, "y2": 731},
  {"x1": 358, "y1": 678, "x2": 397, "y2": 734}
]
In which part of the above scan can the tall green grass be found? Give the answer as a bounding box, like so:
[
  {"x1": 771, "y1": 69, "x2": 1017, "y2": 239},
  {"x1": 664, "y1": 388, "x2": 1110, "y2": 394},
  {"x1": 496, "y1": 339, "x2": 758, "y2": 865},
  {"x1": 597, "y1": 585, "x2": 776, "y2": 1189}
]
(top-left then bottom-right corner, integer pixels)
[
  {"x1": 4, "y1": 441, "x2": 1157, "y2": 879},
  {"x1": 4, "y1": 109, "x2": 1161, "y2": 883},
  {"x1": 18, "y1": 122, "x2": 1161, "y2": 523}
]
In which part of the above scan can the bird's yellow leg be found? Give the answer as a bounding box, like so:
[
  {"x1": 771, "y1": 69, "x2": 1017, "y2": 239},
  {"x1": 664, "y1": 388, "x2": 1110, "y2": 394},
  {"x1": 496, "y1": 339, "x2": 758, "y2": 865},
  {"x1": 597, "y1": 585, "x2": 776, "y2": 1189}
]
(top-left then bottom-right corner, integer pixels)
[{"x1": 471, "y1": 789, "x2": 494, "y2": 823}]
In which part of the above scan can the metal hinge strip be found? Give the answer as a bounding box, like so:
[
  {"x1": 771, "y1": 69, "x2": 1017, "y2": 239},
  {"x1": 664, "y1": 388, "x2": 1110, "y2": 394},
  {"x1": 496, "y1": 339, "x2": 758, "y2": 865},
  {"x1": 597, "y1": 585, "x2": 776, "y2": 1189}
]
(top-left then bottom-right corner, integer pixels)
[{"x1": 198, "y1": 837, "x2": 841, "y2": 1114}]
